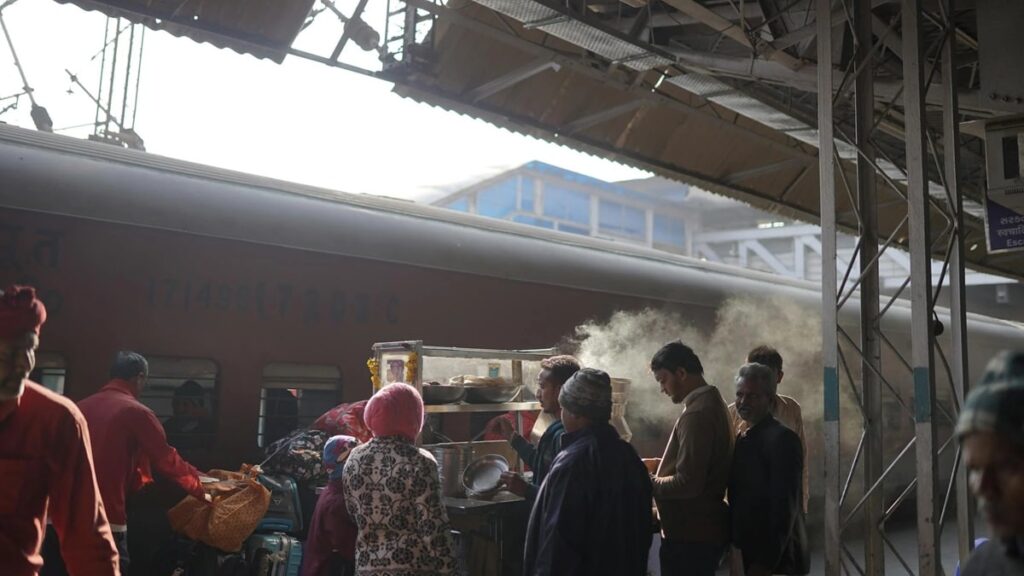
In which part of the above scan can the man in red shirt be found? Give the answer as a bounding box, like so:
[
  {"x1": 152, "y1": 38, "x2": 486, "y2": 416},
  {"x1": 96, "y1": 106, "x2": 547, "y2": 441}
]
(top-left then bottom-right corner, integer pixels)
[
  {"x1": 0, "y1": 285, "x2": 119, "y2": 576},
  {"x1": 78, "y1": 351, "x2": 205, "y2": 574}
]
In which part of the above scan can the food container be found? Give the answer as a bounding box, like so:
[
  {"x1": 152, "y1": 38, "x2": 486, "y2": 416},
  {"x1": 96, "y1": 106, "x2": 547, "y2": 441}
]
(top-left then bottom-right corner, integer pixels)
[
  {"x1": 421, "y1": 385, "x2": 467, "y2": 405},
  {"x1": 426, "y1": 443, "x2": 473, "y2": 497},
  {"x1": 464, "y1": 385, "x2": 521, "y2": 404}
]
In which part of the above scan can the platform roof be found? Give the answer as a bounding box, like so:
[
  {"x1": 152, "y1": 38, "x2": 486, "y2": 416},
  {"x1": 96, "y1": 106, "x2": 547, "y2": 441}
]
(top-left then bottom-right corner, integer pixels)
[
  {"x1": 56, "y1": 0, "x2": 315, "y2": 62},
  {"x1": 384, "y1": 0, "x2": 1023, "y2": 281}
]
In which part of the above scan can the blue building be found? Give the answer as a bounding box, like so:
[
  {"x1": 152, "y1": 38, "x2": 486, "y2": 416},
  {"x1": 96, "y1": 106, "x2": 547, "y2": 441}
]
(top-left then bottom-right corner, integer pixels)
[
  {"x1": 433, "y1": 161, "x2": 692, "y2": 255},
  {"x1": 433, "y1": 161, "x2": 1022, "y2": 321}
]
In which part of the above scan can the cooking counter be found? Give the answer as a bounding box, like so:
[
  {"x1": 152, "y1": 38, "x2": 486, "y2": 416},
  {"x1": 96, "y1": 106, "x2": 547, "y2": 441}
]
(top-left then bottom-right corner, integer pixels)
[
  {"x1": 444, "y1": 494, "x2": 527, "y2": 514},
  {"x1": 444, "y1": 494, "x2": 530, "y2": 576}
]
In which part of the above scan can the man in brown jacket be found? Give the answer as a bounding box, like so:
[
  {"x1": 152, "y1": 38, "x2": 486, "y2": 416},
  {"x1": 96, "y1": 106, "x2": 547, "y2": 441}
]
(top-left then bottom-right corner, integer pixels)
[{"x1": 649, "y1": 341, "x2": 733, "y2": 576}]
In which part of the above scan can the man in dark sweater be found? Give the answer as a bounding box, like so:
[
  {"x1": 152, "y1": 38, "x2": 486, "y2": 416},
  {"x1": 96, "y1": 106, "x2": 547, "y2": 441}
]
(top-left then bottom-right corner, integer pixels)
[
  {"x1": 957, "y1": 350, "x2": 1024, "y2": 576},
  {"x1": 523, "y1": 368, "x2": 653, "y2": 575},
  {"x1": 496, "y1": 355, "x2": 580, "y2": 500},
  {"x1": 729, "y1": 363, "x2": 808, "y2": 576}
]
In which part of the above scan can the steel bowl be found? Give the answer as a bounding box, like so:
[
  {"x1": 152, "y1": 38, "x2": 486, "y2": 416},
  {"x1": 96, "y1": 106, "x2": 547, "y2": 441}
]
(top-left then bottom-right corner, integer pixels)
[
  {"x1": 463, "y1": 385, "x2": 521, "y2": 404},
  {"x1": 462, "y1": 454, "x2": 510, "y2": 498},
  {"x1": 421, "y1": 385, "x2": 467, "y2": 405}
]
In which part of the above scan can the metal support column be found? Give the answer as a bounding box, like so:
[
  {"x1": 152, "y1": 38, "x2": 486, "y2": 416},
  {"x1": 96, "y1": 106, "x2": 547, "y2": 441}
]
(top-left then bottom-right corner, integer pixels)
[
  {"x1": 817, "y1": 1, "x2": 841, "y2": 574},
  {"x1": 901, "y1": 1, "x2": 941, "y2": 574},
  {"x1": 940, "y1": 0, "x2": 975, "y2": 563},
  {"x1": 854, "y1": 0, "x2": 884, "y2": 573}
]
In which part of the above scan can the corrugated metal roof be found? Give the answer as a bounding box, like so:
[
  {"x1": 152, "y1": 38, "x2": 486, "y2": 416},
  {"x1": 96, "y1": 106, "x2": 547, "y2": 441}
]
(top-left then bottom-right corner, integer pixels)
[
  {"x1": 56, "y1": 0, "x2": 315, "y2": 62},
  {"x1": 388, "y1": 0, "x2": 1024, "y2": 281}
]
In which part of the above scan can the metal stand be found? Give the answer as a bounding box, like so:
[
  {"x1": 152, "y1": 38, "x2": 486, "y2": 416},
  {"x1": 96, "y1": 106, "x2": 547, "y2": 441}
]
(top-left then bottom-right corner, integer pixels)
[
  {"x1": 819, "y1": 1, "x2": 975, "y2": 574},
  {"x1": 65, "y1": 17, "x2": 146, "y2": 149}
]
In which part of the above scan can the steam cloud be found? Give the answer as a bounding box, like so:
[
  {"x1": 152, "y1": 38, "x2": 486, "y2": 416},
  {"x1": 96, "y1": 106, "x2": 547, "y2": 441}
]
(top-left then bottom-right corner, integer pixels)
[{"x1": 568, "y1": 296, "x2": 835, "y2": 478}]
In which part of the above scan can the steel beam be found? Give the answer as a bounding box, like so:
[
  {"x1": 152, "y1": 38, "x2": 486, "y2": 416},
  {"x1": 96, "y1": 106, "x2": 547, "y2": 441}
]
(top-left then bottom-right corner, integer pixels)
[
  {"x1": 724, "y1": 157, "x2": 807, "y2": 185},
  {"x1": 667, "y1": 44, "x2": 1024, "y2": 117},
  {"x1": 902, "y1": 0, "x2": 942, "y2": 574},
  {"x1": 941, "y1": 0, "x2": 975, "y2": 564},
  {"x1": 618, "y1": 4, "x2": 765, "y2": 29},
  {"x1": 465, "y1": 58, "x2": 560, "y2": 103},
  {"x1": 661, "y1": 0, "x2": 804, "y2": 69},
  {"x1": 853, "y1": 1, "x2": 884, "y2": 574},
  {"x1": 329, "y1": 0, "x2": 370, "y2": 60},
  {"x1": 562, "y1": 98, "x2": 647, "y2": 134},
  {"x1": 818, "y1": 1, "x2": 841, "y2": 575}
]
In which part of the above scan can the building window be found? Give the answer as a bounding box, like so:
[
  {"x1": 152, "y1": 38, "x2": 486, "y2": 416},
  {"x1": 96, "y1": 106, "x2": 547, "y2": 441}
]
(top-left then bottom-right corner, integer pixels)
[
  {"x1": 653, "y1": 214, "x2": 687, "y2": 248},
  {"x1": 513, "y1": 214, "x2": 555, "y2": 229},
  {"x1": 445, "y1": 197, "x2": 470, "y2": 212},
  {"x1": 141, "y1": 357, "x2": 219, "y2": 459},
  {"x1": 519, "y1": 177, "x2": 535, "y2": 213},
  {"x1": 477, "y1": 180, "x2": 517, "y2": 218},
  {"x1": 31, "y1": 352, "x2": 66, "y2": 394},
  {"x1": 259, "y1": 363, "x2": 341, "y2": 447},
  {"x1": 541, "y1": 185, "x2": 590, "y2": 225},
  {"x1": 598, "y1": 200, "x2": 645, "y2": 240},
  {"x1": 557, "y1": 222, "x2": 590, "y2": 236}
]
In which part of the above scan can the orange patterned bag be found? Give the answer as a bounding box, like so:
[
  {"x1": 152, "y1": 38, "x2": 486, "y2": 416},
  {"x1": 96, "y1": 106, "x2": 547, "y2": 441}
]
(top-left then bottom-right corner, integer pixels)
[{"x1": 168, "y1": 465, "x2": 271, "y2": 552}]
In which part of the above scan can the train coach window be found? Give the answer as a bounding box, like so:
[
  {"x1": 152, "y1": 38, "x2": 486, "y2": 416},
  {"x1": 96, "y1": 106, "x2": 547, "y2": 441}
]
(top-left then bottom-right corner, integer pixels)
[
  {"x1": 259, "y1": 363, "x2": 341, "y2": 448},
  {"x1": 30, "y1": 352, "x2": 66, "y2": 394},
  {"x1": 139, "y1": 357, "x2": 219, "y2": 458}
]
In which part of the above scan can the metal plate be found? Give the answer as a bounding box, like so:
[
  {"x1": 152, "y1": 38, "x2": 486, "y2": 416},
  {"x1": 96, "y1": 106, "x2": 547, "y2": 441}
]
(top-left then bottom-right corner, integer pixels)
[{"x1": 462, "y1": 454, "x2": 509, "y2": 495}]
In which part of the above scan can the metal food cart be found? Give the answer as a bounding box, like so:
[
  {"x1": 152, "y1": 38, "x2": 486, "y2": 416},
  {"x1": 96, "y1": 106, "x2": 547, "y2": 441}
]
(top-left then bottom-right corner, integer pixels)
[{"x1": 370, "y1": 340, "x2": 558, "y2": 576}]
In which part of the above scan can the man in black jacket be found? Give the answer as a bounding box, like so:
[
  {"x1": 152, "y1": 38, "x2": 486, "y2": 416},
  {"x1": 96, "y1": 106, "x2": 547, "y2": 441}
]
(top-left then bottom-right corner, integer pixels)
[
  {"x1": 729, "y1": 363, "x2": 808, "y2": 576},
  {"x1": 523, "y1": 368, "x2": 653, "y2": 576}
]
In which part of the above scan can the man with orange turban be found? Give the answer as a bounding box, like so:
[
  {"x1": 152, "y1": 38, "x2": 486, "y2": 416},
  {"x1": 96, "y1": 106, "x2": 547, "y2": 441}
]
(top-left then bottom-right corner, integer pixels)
[{"x1": 0, "y1": 286, "x2": 119, "y2": 575}]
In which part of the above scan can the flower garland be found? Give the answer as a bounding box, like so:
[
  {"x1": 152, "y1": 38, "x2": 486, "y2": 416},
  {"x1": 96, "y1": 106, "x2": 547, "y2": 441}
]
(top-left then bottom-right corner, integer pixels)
[
  {"x1": 404, "y1": 352, "x2": 419, "y2": 384},
  {"x1": 367, "y1": 357, "x2": 381, "y2": 391}
]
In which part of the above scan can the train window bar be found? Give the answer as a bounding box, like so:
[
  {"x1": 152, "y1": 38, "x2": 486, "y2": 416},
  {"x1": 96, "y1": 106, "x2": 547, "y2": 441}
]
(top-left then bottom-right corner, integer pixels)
[
  {"x1": 31, "y1": 352, "x2": 67, "y2": 395},
  {"x1": 258, "y1": 363, "x2": 342, "y2": 448},
  {"x1": 139, "y1": 356, "x2": 219, "y2": 467}
]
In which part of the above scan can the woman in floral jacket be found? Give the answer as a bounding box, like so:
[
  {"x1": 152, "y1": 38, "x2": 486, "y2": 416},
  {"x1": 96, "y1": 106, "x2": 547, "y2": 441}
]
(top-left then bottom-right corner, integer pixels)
[{"x1": 343, "y1": 383, "x2": 456, "y2": 576}]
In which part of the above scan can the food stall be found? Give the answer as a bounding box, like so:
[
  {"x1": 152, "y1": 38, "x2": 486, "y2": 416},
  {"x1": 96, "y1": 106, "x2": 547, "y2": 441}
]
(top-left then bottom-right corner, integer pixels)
[{"x1": 369, "y1": 340, "x2": 558, "y2": 576}]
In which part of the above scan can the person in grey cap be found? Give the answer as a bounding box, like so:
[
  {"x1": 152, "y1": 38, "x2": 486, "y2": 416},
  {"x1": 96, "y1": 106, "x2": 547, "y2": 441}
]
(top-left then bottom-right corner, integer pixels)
[
  {"x1": 523, "y1": 368, "x2": 653, "y2": 576},
  {"x1": 957, "y1": 350, "x2": 1024, "y2": 576}
]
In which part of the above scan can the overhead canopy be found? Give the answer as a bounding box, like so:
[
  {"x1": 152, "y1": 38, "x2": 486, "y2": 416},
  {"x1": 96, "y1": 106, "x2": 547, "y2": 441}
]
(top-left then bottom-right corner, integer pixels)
[
  {"x1": 57, "y1": 0, "x2": 315, "y2": 62},
  {"x1": 387, "y1": 0, "x2": 1024, "y2": 281}
]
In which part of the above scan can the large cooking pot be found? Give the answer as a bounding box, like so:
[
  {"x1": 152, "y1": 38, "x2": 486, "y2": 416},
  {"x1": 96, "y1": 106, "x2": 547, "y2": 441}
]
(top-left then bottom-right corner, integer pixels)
[{"x1": 425, "y1": 443, "x2": 473, "y2": 497}]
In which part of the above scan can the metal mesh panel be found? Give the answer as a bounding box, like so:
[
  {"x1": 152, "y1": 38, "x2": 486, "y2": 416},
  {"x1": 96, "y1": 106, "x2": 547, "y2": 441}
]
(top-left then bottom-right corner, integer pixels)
[
  {"x1": 472, "y1": 0, "x2": 558, "y2": 22},
  {"x1": 472, "y1": 0, "x2": 669, "y2": 71}
]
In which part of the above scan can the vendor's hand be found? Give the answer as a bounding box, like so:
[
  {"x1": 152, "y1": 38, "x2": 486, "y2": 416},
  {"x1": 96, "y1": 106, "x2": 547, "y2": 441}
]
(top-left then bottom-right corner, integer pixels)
[
  {"x1": 642, "y1": 457, "x2": 661, "y2": 475},
  {"x1": 500, "y1": 472, "x2": 530, "y2": 497},
  {"x1": 494, "y1": 418, "x2": 516, "y2": 441}
]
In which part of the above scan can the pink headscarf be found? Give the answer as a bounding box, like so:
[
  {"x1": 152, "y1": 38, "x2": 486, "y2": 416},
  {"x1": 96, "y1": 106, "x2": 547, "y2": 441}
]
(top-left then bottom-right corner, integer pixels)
[{"x1": 363, "y1": 383, "x2": 424, "y2": 442}]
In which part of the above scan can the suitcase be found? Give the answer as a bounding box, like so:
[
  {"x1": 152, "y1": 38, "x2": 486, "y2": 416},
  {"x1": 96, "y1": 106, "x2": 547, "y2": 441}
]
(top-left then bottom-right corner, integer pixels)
[
  {"x1": 257, "y1": 475, "x2": 303, "y2": 534},
  {"x1": 245, "y1": 533, "x2": 303, "y2": 576},
  {"x1": 187, "y1": 544, "x2": 249, "y2": 576}
]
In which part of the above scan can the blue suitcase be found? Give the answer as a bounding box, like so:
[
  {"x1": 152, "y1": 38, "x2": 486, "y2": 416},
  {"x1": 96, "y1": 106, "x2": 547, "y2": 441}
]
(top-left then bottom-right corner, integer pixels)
[
  {"x1": 257, "y1": 474, "x2": 303, "y2": 534},
  {"x1": 245, "y1": 532, "x2": 303, "y2": 576}
]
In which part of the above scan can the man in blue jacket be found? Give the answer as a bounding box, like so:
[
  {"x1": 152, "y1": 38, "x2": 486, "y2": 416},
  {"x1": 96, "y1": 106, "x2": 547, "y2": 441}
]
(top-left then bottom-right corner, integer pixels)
[
  {"x1": 523, "y1": 368, "x2": 653, "y2": 575},
  {"x1": 496, "y1": 355, "x2": 580, "y2": 500}
]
